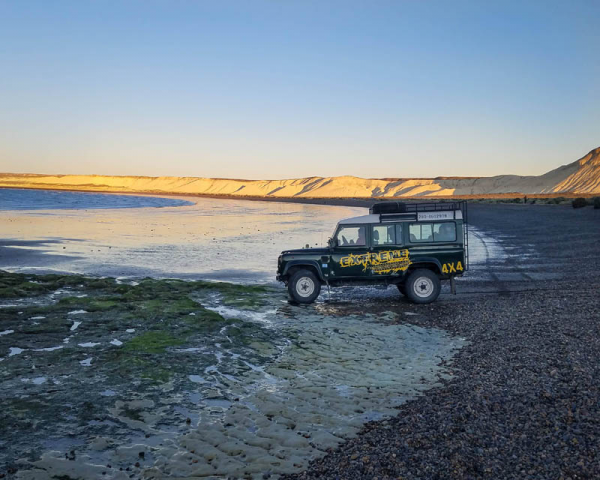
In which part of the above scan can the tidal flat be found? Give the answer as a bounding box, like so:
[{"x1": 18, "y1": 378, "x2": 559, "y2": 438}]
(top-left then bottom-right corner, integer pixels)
[{"x1": 0, "y1": 270, "x2": 464, "y2": 479}]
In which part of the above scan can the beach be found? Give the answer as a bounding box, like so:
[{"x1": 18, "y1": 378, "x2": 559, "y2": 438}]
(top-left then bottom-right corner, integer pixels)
[
  {"x1": 3, "y1": 1, "x2": 599, "y2": 477},
  {"x1": 285, "y1": 203, "x2": 600, "y2": 479},
  {"x1": 1, "y1": 194, "x2": 599, "y2": 478}
]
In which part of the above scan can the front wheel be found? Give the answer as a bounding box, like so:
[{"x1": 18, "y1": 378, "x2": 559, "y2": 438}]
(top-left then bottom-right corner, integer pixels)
[
  {"x1": 288, "y1": 269, "x2": 321, "y2": 304},
  {"x1": 405, "y1": 269, "x2": 441, "y2": 304}
]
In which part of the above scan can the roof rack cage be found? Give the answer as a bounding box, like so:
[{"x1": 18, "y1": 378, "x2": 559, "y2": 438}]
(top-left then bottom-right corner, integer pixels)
[{"x1": 370, "y1": 201, "x2": 464, "y2": 214}]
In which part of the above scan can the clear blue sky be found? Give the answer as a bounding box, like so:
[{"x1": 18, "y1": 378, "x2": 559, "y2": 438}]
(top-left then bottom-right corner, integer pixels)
[{"x1": 0, "y1": 1, "x2": 598, "y2": 179}]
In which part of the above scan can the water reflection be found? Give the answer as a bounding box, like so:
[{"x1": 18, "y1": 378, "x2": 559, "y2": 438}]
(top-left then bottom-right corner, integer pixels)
[
  {"x1": 0, "y1": 187, "x2": 193, "y2": 210},
  {"x1": 0, "y1": 194, "x2": 366, "y2": 283}
]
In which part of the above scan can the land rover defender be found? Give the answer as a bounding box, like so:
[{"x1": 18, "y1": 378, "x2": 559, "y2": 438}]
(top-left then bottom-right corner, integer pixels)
[{"x1": 276, "y1": 201, "x2": 468, "y2": 304}]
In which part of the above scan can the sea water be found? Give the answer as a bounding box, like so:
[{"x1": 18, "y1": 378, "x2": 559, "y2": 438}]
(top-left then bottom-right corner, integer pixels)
[{"x1": 0, "y1": 188, "x2": 365, "y2": 282}]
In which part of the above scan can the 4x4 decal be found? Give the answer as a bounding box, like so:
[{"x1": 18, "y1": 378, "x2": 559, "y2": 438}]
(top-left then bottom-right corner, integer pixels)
[
  {"x1": 340, "y1": 249, "x2": 412, "y2": 274},
  {"x1": 442, "y1": 261, "x2": 464, "y2": 274}
]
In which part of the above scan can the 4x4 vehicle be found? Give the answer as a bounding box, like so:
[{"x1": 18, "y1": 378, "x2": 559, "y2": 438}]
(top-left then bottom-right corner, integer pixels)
[{"x1": 276, "y1": 201, "x2": 468, "y2": 304}]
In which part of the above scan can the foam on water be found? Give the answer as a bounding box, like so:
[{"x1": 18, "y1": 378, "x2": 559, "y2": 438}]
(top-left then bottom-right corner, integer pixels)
[
  {"x1": 206, "y1": 305, "x2": 277, "y2": 326},
  {"x1": 34, "y1": 346, "x2": 63, "y2": 352}
]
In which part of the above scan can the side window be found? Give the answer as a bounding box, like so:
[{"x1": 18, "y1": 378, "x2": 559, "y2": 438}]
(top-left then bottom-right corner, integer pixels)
[
  {"x1": 336, "y1": 226, "x2": 366, "y2": 246},
  {"x1": 395, "y1": 223, "x2": 404, "y2": 245},
  {"x1": 409, "y1": 223, "x2": 434, "y2": 242},
  {"x1": 372, "y1": 225, "x2": 395, "y2": 246},
  {"x1": 433, "y1": 223, "x2": 457, "y2": 242},
  {"x1": 410, "y1": 223, "x2": 457, "y2": 242}
]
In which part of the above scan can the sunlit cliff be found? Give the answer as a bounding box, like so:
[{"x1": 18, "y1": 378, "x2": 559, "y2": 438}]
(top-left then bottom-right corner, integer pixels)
[{"x1": 1, "y1": 147, "x2": 599, "y2": 198}]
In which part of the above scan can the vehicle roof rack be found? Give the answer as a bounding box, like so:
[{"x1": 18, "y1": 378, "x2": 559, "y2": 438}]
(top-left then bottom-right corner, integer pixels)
[{"x1": 369, "y1": 201, "x2": 464, "y2": 214}]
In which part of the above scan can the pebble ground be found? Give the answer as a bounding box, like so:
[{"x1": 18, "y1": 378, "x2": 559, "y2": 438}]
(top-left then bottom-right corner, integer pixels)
[{"x1": 284, "y1": 203, "x2": 600, "y2": 480}]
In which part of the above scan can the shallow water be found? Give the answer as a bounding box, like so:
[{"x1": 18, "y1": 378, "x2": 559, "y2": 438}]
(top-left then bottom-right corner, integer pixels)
[
  {"x1": 0, "y1": 191, "x2": 474, "y2": 478},
  {"x1": 2, "y1": 284, "x2": 464, "y2": 479},
  {"x1": 0, "y1": 190, "x2": 365, "y2": 283},
  {"x1": 0, "y1": 188, "x2": 193, "y2": 210}
]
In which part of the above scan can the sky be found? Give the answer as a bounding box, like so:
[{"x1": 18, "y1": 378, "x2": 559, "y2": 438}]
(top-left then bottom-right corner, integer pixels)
[{"x1": 0, "y1": 1, "x2": 598, "y2": 180}]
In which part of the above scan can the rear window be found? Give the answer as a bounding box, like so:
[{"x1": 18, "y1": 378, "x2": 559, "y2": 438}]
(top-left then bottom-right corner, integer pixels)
[{"x1": 409, "y1": 223, "x2": 456, "y2": 243}]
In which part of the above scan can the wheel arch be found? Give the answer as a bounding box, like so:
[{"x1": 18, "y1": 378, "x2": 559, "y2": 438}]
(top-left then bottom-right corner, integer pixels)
[
  {"x1": 407, "y1": 258, "x2": 443, "y2": 276},
  {"x1": 282, "y1": 261, "x2": 325, "y2": 282}
]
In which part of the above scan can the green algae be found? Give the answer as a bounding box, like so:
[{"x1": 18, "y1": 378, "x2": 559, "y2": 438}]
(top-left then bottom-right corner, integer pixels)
[
  {"x1": 123, "y1": 331, "x2": 183, "y2": 354},
  {"x1": 0, "y1": 271, "x2": 109, "y2": 298},
  {"x1": 0, "y1": 270, "x2": 285, "y2": 465},
  {"x1": 58, "y1": 296, "x2": 122, "y2": 312},
  {"x1": 0, "y1": 281, "x2": 47, "y2": 298},
  {"x1": 0, "y1": 270, "x2": 272, "y2": 313},
  {"x1": 121, "y1": 405, "x2": 144, "y2": 422},
  {"x1": 106, "y1": 354, "x2": 174, "y2": 384}
]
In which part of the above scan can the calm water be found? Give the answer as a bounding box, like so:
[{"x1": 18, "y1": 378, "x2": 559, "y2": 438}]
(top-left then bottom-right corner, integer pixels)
[
  {"x1": 0, "y1": 188, "x2": 194, "y2": 210},
  {"x1": 0, "y1": 188, "x2": 365, "y2": 283}
]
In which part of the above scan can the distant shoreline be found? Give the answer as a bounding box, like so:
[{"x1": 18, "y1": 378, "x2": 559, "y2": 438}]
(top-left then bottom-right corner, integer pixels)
[{"x1": 0, "y1": 185, "x2": 595, "y2": 210}]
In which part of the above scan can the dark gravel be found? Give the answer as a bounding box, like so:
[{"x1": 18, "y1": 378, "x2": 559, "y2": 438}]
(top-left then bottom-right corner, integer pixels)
[{"x1": 284, "y1": 204, "x2": 600, "y2": 480}]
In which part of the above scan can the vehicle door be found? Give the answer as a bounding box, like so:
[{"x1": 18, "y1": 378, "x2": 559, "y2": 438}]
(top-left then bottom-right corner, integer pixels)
[
  {"x1": 369, "y1": 223, "x2": 411, "y2": 279},
  {"x1": 330, "y1": 224, "x2": 370, "y2": 279}
]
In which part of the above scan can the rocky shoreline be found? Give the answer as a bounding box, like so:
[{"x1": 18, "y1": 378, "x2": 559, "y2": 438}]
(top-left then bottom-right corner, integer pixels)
[
  {"x1": 283, "y1": 288, "x2": 600, "y2": 479},
  {"x1": 0, "y1": 272, "x2": 463, "y2": 479},
  {"x1": 283, "y1": 203, "x2": 600, "y2": 479},
  {"x1": 1, "y1": 203, "x2": 599, "y2": 478}
]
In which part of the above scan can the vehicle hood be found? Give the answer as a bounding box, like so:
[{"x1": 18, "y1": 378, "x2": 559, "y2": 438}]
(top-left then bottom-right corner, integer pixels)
[{"x1": 281, "y1": 248, "x2": 330, "y2": 255}]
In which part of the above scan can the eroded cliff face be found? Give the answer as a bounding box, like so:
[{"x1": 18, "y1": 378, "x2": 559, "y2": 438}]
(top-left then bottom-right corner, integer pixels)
[
  {"x1": 550, "y1": 147, "x2": 600, "y2": 193},
  {"x1": 1, "y1": 147, "x2": 599, "y2": 197}
]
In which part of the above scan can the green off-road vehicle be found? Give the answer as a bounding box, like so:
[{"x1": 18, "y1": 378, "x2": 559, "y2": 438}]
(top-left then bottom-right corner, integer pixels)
[{"x1": 276, "y1": 201, "x2": 468, "y2": 304}]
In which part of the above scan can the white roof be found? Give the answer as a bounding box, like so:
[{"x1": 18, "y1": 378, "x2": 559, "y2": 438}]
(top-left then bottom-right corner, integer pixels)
[
  {"x1": 339, "y1": 210, "x2": 462, "y2": 225},
  {"x1": 339, "y1": 214, "x2": 380, "y2": 225}
]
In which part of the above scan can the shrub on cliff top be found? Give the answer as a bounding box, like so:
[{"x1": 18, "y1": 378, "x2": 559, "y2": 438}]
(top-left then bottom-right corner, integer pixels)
[
  {"x1": 572, "y1": 198, "x2": 588, "y2": 209},
  {"x1": 593, "y1": 197, "x2": 600, "y2": 209}
]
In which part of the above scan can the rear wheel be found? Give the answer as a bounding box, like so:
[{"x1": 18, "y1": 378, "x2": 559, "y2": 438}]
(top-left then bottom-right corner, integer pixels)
[
  {"x1": 405, "y1": 269, "x2": 441, "y2": 304},
  {"x1": 288, "y1": 269, "x2": 321, "y2": 304}
]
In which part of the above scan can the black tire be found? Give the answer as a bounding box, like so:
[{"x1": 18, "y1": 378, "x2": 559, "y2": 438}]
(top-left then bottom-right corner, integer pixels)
[
  {"x1": 405, "y1": 269, "x2": 441, "y2": 304},
  {"x1": 288, "y1": 269, "x2": 321, "y2": 304},
  {"x1": 396, "y1": 283, "x2": 406, "y2": 296}
]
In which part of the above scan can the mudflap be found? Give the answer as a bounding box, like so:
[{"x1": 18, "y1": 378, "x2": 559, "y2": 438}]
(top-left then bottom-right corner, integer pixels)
[{"x1": 450, "y1": 276, "x2": 457, "y2": 295}]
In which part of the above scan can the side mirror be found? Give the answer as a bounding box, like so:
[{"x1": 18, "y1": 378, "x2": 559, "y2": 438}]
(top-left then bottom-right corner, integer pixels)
[{"x1": 328, "y1": 237, "x2": 336, "y2": 248}]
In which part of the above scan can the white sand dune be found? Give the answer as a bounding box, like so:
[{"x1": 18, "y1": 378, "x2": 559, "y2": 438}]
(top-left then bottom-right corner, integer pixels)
[{"x1": 1, "y1": 147, "x2": 599, "y2": 198}]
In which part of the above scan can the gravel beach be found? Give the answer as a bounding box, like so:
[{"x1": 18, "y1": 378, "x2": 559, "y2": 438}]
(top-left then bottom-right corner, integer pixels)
[
  {"x1": 1, "y1": 200, "x2": 599, "y2": 479},
  {"x1": 284, "y1": 203, "x2": 600, "y2": 479}
]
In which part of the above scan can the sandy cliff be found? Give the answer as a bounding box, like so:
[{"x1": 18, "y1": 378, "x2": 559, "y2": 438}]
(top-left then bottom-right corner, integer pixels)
[{"x1": 1, "y1": 147, "x2": 599, "y2": 198}]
